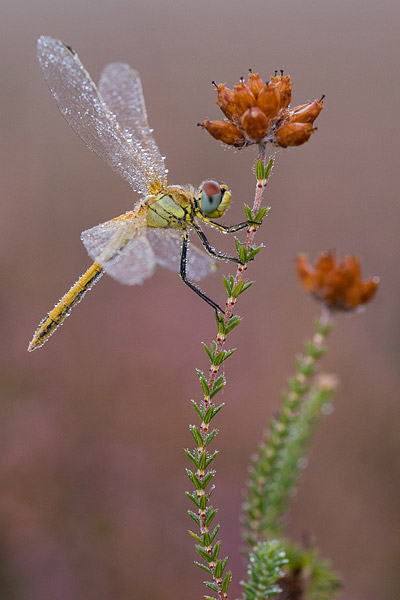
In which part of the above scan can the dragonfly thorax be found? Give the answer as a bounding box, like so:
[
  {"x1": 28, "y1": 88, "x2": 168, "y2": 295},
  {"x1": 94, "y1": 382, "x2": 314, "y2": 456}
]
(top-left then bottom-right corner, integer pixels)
[{"x1": 145, "y1": 186, "x2": 196, "y2": 230}]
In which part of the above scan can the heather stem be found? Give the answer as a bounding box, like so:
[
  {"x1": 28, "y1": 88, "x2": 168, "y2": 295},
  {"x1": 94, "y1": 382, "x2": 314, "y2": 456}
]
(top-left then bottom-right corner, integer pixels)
[{"x1": 208, "y1": 145, "x2": 270, "y2": 391}]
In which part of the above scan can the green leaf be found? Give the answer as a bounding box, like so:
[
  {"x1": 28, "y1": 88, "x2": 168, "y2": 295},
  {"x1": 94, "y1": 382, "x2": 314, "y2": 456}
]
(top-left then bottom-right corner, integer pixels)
[
  {"x1": 187, "y1": 510, "x2": 200, "y2": 526},
  {"x1": 232, "y1": 281, "x2": 245, "y2": 298},
  {"x1": 205, "y1": 429, "x2": 218, "y2": 445},
  {"x1": 209, "y1": 524, "x2": 220, "y2": 543},
  {"x1": 223, "y1": 276, "x2": 233, "y2": 296},
  {"x1": 212, "y1": 403, "x2": 224, "y2": 417},
  {"x1": 214, "y1": 559, "x2": 223, "y2": 578},
  {"x1": 190, "y1": 425, "x2": 204, "y2": 447},
  {"x1": 198, "y1": 451, "x2": 207, "y2": 470},
  {"x1": 210, "y1": 384, "x2": 224, "y2": 400},
  {"x1": 196, "y1": 546, "x2": 212, "y2": 562},
  {"x1": 225, "y1": 315, "x2": 241, "y2": 334},
  {"x1": 203, "y1": 531, "x2": 211, "y2": 546},
  {"x1": 213, "y1": 375, "x2": 224, "y2": 389},
  {"x1": 211, "y1": 541, "x2": 221, "y2": 561},
  {"x1": 194, "y1": 561, "x2": 213, "y2": 575},
  {"x1": 256, "y1": 159, "x2": 265, "y2": 180},
  {"x1": 215, "y1": 311, "x2": 226, "y2": 335},
  {"x1": 214, "y1": 348, "x2": 235, "y2": 366},
  {"x1": 203, "y1": 343, "x2": 213, "y2": 361},
  {"x1": 314, "y1": 317, "x2": 333, "y2": 337},
  {"x1": 239, "y1": 245, "x2": 247, "y2": 264},
  {"x1": 197, "y1": 370, "x2": 210, "y2": 396},
  {"x1": 185, "y1": 491, "x2": 200, "y2": 508},
  {"x1": 204, "y1": 582, "x2": 219, "y2": 592},
  {"x1": 199, "y1": 493, "x2": 207, "y2": 510},
  {"x1": 203, "y1": 471, "x2": 215, "y2": 487},
  {"x1": 191, "y1": 400, "x2": 204, "y2": 420},
  {"x1": 245, "y1": 205, "x2": 253, "y2": 220},
  {"x1": 203, "y1": 406, "x2": 214, "y2": 424},
  {"x1": 188, "y1": 530, "x2": 203, "y2": 543},
  {"x1": 255, "y1": 207, "x2": 268, "y2": 222},
  {"x1": 222, "y1": 571, "x2": 232, "y2": 593},
  {"x1": 205, "y1": 508, "x2": 218, "y2": 527},
  {"x1": 265, "y1": 158, "x2": 274, "y2": 179},
  {"x1": 185, "y1": 448, "x2": 199, "y2": 468},
  {"x1": 246, "y1": 244, "x2": 263, "y2": 260},
  {"x1": 189, "y1": 472, "x2": 204, "y2": 490},
  {"x1": 205, "y1": 450, "x2": 219, "y2": 468}
]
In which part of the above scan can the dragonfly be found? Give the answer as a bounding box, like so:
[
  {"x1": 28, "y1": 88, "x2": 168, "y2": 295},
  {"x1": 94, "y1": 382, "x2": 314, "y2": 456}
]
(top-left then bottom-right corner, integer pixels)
[{"x1": 28, "y1": 36, "x2": 253, "y2": 352}]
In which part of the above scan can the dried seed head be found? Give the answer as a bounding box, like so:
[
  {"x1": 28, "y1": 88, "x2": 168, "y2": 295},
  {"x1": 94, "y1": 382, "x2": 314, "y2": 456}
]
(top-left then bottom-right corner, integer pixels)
[
  {"x1": 201, "y1": 71, "x2": 322, "y2": 150},
  {"x1": 296, "y1": 252, "x2": 379, "y2": 311}
]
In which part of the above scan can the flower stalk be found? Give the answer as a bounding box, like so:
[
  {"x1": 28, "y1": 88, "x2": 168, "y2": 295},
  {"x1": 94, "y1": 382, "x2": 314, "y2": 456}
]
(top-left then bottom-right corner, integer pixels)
[{"x1": 186, "y1": 148, "x2": 273, "y2": 600}]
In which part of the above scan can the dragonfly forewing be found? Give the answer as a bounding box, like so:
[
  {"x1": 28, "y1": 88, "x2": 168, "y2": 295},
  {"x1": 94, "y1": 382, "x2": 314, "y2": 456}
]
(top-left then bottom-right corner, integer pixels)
[{"x1": 37, "y1": 36, "x2": 161, "y2": 195}]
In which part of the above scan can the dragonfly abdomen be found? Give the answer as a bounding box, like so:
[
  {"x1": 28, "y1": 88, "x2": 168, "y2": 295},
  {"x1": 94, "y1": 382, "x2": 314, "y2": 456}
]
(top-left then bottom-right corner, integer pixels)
[{"x1": 28, "y1": 262, "x2": 103, "y2": 351}]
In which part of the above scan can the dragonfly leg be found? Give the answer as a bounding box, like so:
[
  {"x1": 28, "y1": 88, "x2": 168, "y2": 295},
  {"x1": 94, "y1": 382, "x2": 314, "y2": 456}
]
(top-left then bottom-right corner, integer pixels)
[
  {"x1": 207, "y1": 220, "x2": 249, "y2": 233},
  {"x1": 193, "y1": 224, "x2": 243, "y2": 264},
  {"x1": 180, "y1": 231, "x2": 225, "y2": 314}
]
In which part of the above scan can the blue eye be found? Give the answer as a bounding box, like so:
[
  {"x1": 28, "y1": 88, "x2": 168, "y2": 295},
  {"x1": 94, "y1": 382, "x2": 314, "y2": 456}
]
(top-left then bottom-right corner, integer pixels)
[{"x1": 201, "y1": 190, "x2": 223, "y2": 214}]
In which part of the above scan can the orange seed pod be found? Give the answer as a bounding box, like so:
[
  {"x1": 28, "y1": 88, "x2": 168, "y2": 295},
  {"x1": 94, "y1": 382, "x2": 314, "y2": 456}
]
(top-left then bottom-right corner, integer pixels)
[
  {"x1": 275, "y1": 122, "x2": 314, "y2": 147},
  {"x1": 230, "y1": 80, "x2": 256, "y2": 118},
  {"x1": 256, "y1": 82, "x2": 280, "y2": 119},
  {"x1": 289, "y1": 99, "x2": 323, "y2": 124},
  {"x1": 240, "y1": 107, "x2": 269, "y2": 141},
  {"x1": 247, "y1": 72, "x2": 264, "y2": 98},
  {"x1": 216, "y1": 84, "x2": 239, "y2": 121},
  {"x1": 271, "y1": 74, "x2": 292, "y2": 108},
  {"x1": 200, "y1": 119, "x2": 245, "y2": 145}
]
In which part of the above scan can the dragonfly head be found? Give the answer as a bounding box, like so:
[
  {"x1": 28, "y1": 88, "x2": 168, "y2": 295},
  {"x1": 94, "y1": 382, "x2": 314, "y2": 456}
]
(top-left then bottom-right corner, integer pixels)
[{"x1": 197, "y1": 181, "x2": 232, "y2": 218}]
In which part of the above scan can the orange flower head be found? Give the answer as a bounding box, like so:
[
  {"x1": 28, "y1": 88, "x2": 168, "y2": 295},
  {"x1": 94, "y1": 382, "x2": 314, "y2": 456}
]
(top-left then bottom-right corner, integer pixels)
[
  {"x1": 296, "y1": 251, "x2": 379, "y2": 311},
  {"x1": 200, "y1": 71, "x2": 323, "y2": 149}
]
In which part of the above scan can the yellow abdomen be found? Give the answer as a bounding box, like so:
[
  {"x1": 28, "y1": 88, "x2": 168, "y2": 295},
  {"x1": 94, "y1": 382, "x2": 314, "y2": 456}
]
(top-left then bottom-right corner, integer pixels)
[{"x1": 28, "y1": 262, "x2": 103, "y2": 351}]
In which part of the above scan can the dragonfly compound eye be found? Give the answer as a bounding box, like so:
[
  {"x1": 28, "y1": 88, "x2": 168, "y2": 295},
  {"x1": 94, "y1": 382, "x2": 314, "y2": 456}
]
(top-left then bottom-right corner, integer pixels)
[{"x1": 198, "y1": 180, "x2": 232, "y2": 218}]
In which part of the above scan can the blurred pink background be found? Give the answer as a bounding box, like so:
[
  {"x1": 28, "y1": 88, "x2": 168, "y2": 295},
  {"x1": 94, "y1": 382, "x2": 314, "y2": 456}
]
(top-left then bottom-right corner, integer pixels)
[{"x1": 1, "y1": 1, "x2": 399, "y2": 598}]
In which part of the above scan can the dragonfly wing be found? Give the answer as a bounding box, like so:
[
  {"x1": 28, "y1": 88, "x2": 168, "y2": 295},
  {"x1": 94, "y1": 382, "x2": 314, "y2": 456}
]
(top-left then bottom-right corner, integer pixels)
[
  {"x1": 37, "y1": 36, "x2": 153, "y2": 195},
  {"x1": 81, "y1": 212, "x2": 156, "y2": 285},
  {"x1": 146, "y1": 229, "x2": 217, "y2": 282},
  {"x1": 98, "y1": 63, "x2": 166, "y2": 184}
]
